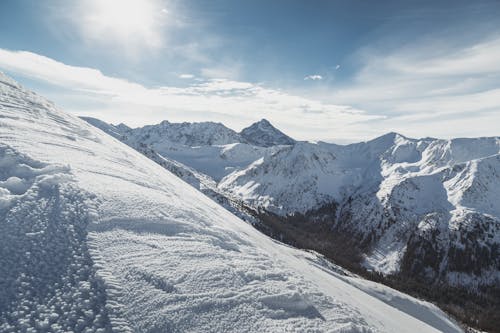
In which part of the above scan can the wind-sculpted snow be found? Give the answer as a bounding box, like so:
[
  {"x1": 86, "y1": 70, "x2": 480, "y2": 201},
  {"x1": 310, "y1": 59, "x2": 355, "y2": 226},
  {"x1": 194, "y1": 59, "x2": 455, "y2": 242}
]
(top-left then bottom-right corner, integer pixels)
[
  {"x1": 0, "y1": 145, "x2": 123, "y2": 333},
  {"x1": 0, "y1": 72, "x2": 464, "y2": 332}
]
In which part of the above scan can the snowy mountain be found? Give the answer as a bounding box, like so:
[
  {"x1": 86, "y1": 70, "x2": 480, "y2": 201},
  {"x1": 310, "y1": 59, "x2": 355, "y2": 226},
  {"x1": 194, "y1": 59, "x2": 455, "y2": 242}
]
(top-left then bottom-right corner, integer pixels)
[
  {"x1": 1, "y1": 73, "x2": 467, "y2": 332},
  {"x1": 81, "y1": 113, "x2": 500, "y2": 330},
  {"x1": 82, "y1": 116, "x2": 500, "y2": 290},
  {"x1": 221, "y1": 132, "x2": 500, "y2": 287},
  {"x1": 83, "y1": 117, "x2": 287, "y2": 181},
  {"x1": 240, "y1": 118, "x2": 296, "y2": 147},
  {"x1": 127, "y1": 120, "x2": 243, "y2": 146}
]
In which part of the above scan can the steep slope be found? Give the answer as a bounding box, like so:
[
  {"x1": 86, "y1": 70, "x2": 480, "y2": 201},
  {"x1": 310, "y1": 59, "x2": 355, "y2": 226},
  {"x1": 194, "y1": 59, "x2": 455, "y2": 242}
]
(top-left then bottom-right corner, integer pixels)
[
  {"x1": 0, "y1": 74, "x2": 465, "y2": 332},
  {"x1": 240, "y1": 118, "x2": 296, "y2": 147}
]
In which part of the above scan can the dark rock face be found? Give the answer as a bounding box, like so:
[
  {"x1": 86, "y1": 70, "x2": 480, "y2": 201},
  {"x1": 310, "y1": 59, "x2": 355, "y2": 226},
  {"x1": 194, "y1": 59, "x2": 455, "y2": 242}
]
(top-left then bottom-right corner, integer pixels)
[{"x1": 240, "y1": 119, "x2": 295, "y2": 147}]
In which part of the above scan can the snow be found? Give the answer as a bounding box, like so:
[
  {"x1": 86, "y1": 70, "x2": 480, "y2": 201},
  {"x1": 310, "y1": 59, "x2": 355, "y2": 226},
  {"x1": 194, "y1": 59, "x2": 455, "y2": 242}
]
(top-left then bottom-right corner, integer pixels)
[
  {"x1": 159, "y1": 143, "x2": 275, "y2": 181},
  {"x1": 445, "y1": 154, "x2": 500, "y2": 217},
  {"x1": 0, "y1": 146, "x2": 117, "y2": 333},
  {"x1": 0, "y1": 72, "x2": 466, "y2": 332},
  {"x1": 128, "y1": 120, "x2": 243, "y2": 147}
]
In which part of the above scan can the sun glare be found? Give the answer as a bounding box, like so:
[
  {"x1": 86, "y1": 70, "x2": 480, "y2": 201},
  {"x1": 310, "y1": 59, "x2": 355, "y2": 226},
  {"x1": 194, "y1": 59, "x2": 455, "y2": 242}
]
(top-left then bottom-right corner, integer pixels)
[{"x1": 80, "y1": 0, "x2": 166, "y2": 49}]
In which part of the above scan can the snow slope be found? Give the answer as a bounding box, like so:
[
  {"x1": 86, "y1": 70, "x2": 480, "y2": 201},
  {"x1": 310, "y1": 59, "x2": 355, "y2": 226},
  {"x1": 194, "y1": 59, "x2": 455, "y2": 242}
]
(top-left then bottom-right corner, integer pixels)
[
  {"x1": 219, "y1": 142, "x2": 345, "y2": 214},
  {"x1": 0, "y1": 74, "x2": 464, "y2": 332}
]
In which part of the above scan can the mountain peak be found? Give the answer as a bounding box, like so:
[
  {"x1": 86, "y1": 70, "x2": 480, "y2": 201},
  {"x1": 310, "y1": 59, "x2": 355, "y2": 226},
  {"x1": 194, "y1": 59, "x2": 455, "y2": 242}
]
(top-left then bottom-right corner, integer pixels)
[
  {"x1": 378, "y1": 131, "x2": 405, "y2": 140},
  {"x1": 240, "y1": 119, "x2": 295, "y2": 147},
  {"x1": 255, "y1": 118, "x2": 272, "y2": 126}
]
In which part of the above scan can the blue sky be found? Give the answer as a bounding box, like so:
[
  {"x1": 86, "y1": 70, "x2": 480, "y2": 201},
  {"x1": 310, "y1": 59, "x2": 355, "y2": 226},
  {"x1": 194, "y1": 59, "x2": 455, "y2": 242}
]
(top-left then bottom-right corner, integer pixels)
[{"x1": 0, "y1": 0, "x2": 499, "y2": 142}]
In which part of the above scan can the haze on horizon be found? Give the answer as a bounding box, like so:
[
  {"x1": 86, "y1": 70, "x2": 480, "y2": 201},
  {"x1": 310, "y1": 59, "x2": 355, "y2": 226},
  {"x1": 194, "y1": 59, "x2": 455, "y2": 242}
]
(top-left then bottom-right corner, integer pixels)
[{"x1": 0, "y1": 0, "x2": 499, "y2": 143}]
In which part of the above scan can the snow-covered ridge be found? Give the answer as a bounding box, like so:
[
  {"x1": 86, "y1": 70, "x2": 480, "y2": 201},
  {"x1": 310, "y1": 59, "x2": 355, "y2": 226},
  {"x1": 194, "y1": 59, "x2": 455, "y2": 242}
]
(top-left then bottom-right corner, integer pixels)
[
  {"x1": 1, "y1": 72, "x2": 465, "y2": 332},
  {"x1": 91, "y1": 116, "x2": 297, "y2": 149},
  {"x1": 129, "y1": 120, "x2": 243, "y2": 146}
]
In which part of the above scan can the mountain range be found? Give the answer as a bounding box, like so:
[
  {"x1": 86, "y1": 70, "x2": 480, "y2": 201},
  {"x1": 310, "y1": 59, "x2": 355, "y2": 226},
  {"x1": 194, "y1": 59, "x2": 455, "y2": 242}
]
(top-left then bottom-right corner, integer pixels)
[
  {"x1": 82, "y1": 110, "x2": 500, "y2": 331},
  {"x1": 82, "y1": 115, "x2": 500, "y2": 288},
  {"x1": 0, "y1": 71, "x2": 496, "y2": 332}
]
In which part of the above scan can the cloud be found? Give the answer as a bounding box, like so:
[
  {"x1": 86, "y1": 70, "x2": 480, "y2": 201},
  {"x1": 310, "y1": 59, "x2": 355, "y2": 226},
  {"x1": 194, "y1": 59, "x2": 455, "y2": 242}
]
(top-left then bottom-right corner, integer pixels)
[
  {"x1": 335, "y1": 65, "x2": 341, "y2": 70},
  {"x1": 0, "y1": 49, "x2": 145, "y2": 93},
  {"x1": 304, "y1": 75, "x2": 323, "y2": 81},
  {"x1": 333, "y1": 35, "x2": 500, "y2": 107},
  {"x1": 0, "y1": 49, "x2": 380, "y2": 142},
  {"x1": 179, "y1": 74, "x2": 195, "y2": 79},
  {"x1": 321, "y1": 34, "x2": 500, "y2": 139}
]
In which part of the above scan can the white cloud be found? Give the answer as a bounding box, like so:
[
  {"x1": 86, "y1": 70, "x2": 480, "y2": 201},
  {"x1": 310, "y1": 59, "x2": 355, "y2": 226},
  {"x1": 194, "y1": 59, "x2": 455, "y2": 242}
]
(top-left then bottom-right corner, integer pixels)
[
  {"x1": 320, "y1": 35, "x2": 500, "y2": 140},
  {"x1": 179, "y1": 74, "x2": 195, "y2": 79},
  {"x1": 333, "y1": 36, "x2": 500, "y2": 107},
  {"x1": 0, "y1": 49, "x2": 380, "y2": 142},
  {"x1": 304, "y1": 75, "x2": 323, "y2": 81}
]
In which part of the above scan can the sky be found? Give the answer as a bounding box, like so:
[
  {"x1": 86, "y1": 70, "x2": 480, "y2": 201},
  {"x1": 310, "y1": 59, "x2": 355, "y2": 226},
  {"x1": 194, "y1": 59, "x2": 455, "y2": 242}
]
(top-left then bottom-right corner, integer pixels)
[{"x1": 0, "y1": 0, "x2": 499, "y2": 143}]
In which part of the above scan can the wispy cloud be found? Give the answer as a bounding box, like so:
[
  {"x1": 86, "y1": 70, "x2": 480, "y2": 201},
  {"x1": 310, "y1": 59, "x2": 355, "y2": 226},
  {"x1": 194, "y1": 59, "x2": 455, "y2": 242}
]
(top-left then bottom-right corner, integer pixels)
[
  {"x1": 0, "y1": 49, "x2": 380, "y2": 142},
  {"x1": 323, "y1": 34, "x2": 500, "y2": 139},
  {"x1": 179, "y1": 73, "x2": 195, "y2": 79},
  {"x1": 304, "y1": 75, "x2": 323, "y2": 81}
]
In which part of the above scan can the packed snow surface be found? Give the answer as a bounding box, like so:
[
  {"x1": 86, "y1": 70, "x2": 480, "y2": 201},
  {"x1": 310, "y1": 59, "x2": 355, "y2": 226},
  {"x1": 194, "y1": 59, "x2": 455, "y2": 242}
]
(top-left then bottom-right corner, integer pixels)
[{"x1": 0, "y1": 73, "x2": 465, "y2": 332}]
